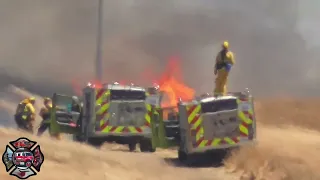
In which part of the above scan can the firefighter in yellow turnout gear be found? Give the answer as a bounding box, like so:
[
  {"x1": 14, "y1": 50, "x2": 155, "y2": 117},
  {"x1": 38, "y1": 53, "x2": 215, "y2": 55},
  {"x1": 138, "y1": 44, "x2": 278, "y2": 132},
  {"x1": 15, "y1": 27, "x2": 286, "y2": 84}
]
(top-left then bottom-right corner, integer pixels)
[
  {"x1": 14, "y1": 97, "x2": 36, "y2": 133},
  {"x1": 37, "y1": 97, "x2": 62, "y2": 140},
  {"x1": 214, "y1": 41, "x2": 235, "y2": 96},
  {"x1": 37, "y1": 97, "x2": 52, "y2": 136}
]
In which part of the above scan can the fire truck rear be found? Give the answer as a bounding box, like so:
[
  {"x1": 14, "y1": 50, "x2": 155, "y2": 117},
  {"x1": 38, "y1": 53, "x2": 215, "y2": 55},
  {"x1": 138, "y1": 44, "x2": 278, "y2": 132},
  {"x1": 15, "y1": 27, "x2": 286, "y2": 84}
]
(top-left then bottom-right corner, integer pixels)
[
  {"x1": 177, "y1": 90, "x2": 256, "y2": 164},
  {"x1": 81, "y1": 83, "x2": 158, "y2": 152},
  {"x1": 49, "y1": 82, "x2": 161, "y2": 152}
]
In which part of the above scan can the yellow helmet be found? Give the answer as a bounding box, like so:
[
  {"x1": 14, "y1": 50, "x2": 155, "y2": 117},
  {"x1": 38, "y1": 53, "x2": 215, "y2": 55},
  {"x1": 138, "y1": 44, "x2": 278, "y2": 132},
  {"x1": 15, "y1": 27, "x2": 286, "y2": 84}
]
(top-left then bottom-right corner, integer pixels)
[
  {"x1": 28, "y1": 97, "x2": 36, "y2": 101},
  {"x1": 222, "y1": 41, "x2": 229, "y2": 49},
  {"x1": 44, "y1": 97, "x2": 51, "y2": 103}
]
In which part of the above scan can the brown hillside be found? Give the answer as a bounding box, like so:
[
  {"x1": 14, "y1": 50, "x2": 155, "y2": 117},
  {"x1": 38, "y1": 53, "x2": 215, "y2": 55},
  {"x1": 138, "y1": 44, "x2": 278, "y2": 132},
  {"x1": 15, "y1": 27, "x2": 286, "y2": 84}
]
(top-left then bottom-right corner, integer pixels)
[{"x1": 1, "y1": 88, "x2": 320, "y2": 180}]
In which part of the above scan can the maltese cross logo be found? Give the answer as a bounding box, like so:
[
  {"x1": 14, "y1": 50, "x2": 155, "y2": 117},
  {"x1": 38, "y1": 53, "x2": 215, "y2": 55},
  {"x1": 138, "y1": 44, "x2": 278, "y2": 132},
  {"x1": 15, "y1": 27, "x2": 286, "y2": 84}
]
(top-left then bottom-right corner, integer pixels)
[{"x1": 2, "y1": 137, "x2": 44, "y2": 179}]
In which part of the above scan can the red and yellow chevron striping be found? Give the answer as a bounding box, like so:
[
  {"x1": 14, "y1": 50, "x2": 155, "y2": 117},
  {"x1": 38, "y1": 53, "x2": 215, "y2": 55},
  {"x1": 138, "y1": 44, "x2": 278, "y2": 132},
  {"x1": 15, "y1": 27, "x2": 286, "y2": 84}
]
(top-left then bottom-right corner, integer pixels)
[
  {"x1": 99, "y1": 124, "x2": 144, "y2": 133},
  {"x1": 144, "y1": 104, "x2": 152, "y2": 127},
  {"x1": 237, "y1": 98, "x2": 253, "y2": 138},
  {"x1": 187, "y1": 104, "x2": 203, "y2": 146},
  {"x1": 95, "y1": 89, "x2": 111, "y2": 131}
]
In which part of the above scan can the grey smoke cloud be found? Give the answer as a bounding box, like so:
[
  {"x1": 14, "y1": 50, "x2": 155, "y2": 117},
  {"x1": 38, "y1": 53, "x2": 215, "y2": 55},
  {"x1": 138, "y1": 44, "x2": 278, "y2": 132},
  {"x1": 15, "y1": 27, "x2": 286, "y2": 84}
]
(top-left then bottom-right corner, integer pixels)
[{"x1": 0, "y1": 0, "x2": 319, "y2": 97}]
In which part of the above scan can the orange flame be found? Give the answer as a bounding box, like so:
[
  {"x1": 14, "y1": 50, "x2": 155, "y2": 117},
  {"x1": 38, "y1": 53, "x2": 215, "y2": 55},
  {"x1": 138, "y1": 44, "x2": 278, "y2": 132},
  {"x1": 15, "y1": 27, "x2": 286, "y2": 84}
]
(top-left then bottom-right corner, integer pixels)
[
  {"x1": 70, "y1": 55, "x2": 195, "y2": 113},
  {"x1": 89, "y1": 80, "x2": 103, "y2": 89},
  {"x1": 156, "y1": 55, "x2": 195, "y2": 108}
]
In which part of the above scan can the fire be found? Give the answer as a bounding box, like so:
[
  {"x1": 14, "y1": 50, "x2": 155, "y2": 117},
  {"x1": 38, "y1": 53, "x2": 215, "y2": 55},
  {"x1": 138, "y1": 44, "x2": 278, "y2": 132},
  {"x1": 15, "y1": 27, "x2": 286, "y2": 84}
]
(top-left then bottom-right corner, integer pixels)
[
  {"x1": 70, "y1": 55, "x2": 195, "y2": 112},
  {"x1": 155, "y1": 56, "x2": 195, "y2": 108},
  {"x1": 88, "y1": 80, "x2": 103, "y2": 89}
]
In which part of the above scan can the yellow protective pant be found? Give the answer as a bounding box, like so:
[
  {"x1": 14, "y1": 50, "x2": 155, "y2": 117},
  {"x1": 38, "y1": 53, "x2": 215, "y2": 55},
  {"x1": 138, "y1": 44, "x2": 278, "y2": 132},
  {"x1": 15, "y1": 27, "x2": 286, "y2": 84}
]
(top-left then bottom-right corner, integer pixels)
[{"x1": 214, "y1": 68, "x2": 229, "y2": 96}]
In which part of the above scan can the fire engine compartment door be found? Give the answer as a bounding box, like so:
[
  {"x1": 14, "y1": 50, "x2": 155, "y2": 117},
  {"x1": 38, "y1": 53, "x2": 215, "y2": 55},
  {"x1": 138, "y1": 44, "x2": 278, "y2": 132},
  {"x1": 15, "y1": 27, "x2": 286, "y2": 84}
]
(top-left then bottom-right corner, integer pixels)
[
  {"x1": 108, "y1": 101, "x2": 147, "y2": 127},
  {"x1": 200, "y1": 99, "x2": 240, "y2": 140},
  {"x1": 50, "y1": 93, "x2": 79, "y2": 134},
  {"x1": 201, "y1": 111, "x2": 240, "y2": 139}
]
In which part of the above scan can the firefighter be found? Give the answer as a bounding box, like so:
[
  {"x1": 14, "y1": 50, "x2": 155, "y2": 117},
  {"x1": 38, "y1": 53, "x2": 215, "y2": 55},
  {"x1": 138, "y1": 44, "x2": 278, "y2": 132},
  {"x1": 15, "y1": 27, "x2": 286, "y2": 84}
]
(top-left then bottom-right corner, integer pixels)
[
  {"x1": 37, "y1": 97, "x2": 52, "y2": 136},
  {"x1": 14, "y1": 97, "x2": 36, "y2": 133},
  {"x1": 38, "y1": 97, "x2": 63, "y2": 140},
  {"x1": 214, "y1": 41, "x2": 235, "y2": 96}
]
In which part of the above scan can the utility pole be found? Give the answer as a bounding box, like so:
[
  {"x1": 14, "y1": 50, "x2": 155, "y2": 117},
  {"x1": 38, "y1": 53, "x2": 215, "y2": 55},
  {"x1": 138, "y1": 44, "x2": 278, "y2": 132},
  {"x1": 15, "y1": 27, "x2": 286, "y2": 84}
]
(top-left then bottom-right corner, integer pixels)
[{"x1": 95, "y1": 0, "x2": 104, "y2": 81}]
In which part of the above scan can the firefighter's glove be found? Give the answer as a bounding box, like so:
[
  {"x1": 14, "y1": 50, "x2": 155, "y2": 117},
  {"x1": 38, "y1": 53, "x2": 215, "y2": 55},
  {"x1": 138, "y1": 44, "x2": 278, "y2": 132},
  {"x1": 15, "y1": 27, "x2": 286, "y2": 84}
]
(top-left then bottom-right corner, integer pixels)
[{"x1": 225, "y1": 63, "x2": 232, "y2": 72}]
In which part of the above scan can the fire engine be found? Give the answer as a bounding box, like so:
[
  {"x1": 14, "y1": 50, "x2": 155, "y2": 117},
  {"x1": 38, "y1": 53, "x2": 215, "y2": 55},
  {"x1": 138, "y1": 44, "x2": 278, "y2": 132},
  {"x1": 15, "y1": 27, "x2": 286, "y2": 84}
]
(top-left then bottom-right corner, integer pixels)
[
  {"x1": 48, "y1": 83, "x2": 256, "y2": 162},
  {"x1": 48, "y1": 82, "x2": 166, "y2": 152},
  {"x1": 176, "y1": 90, "x2": 256, "y2": 164}
]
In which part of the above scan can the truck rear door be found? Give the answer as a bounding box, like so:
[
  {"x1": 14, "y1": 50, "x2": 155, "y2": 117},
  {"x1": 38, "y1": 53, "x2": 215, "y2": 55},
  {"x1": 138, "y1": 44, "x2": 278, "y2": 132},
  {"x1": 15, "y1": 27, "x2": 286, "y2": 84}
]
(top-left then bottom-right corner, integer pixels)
[
  {"x1": 50, "y1": 93, "x2": 79, "y2": 135},
  {"x1": 98, "y1": 90, "x2": 151, "y2": 135},
  {"x1": 201, "y1": 99, "x2": 240, "y2": 144},
  {"x1": 108, "y1": 101, "x2": 146, "y2": 126},
  {"x1": 189, "y1": 98, "x2": 242, "y2": 149}
]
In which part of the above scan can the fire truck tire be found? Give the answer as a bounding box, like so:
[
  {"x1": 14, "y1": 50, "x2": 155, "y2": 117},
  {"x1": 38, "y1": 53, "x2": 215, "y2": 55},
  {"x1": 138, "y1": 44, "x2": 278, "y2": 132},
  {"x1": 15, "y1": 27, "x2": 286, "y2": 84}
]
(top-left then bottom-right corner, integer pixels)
[
  {"x1": 178, "y1": 150, "x2": 188, "y2": 162},
  {"x1": 87, "y1": 138, "x2": 104, "y2": 148},
  {"x1": 128, "y1": 143, "x2": 136, "y2": 152},
  {"x1": 73, "y1": 135, "x2": 85, "y2": 142},
  {"x1": 178, "y1": 151, "x2": 196, "y2": 166},
  {"x1": 139, "y1": 139, "x2": 156, "y2": 152}
]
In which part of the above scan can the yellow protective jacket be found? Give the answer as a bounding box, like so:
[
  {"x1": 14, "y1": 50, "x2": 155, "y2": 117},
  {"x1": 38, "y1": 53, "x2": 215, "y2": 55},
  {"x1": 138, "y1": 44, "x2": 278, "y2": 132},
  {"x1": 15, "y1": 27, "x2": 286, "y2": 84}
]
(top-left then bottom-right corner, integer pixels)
[
  {"x1": 16, "y1": 99, "x2": 35, "y2": 115},
  {"x1": 25, "y1": 103, "x2": 35, "y2": 115},
  {"x1": 215, "y1": 50, "x2": 235, "y2": 70},
  {"x1": 15, "y1": 99, "x2": 35, "y2": 121},
  {"x1": 39, "y1": 104, "x2": 52, "y2": 120}
]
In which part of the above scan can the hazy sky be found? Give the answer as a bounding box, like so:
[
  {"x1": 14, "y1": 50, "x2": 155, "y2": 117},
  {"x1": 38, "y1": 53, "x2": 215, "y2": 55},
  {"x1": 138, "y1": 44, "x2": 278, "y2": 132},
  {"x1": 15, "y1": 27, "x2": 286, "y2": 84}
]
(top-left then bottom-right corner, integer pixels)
[{"x1": 0, "y1": 0, "x2": 320, "y2": 97}]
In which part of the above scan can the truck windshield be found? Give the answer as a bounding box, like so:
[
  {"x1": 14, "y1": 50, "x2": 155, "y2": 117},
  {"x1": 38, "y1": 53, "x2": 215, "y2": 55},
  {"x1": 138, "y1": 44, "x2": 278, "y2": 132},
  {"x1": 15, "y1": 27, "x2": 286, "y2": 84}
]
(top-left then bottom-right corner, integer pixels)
[{"x1": 110, "y1": 90, "x2": 146, "y2": 100}]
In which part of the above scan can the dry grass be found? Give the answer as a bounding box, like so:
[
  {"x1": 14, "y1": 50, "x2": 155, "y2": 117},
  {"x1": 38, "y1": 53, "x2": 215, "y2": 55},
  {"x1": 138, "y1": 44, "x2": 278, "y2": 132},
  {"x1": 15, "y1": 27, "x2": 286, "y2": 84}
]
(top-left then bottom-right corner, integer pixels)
[
  {"x1": 254, "y1": 98, "x2": 320, "y2": 130},
  {"x1": 1, "y1": 87, "x2": 320, "y2": 180},
  {"x1": 0, "y1": 128, "x2": 238, "y2": 180},
  {"x1": 0, "y1": 86, "x2": 238, "y2": 180},
  {"x1": 225, "y1": 99, "x2": 320, "y2": 180}
]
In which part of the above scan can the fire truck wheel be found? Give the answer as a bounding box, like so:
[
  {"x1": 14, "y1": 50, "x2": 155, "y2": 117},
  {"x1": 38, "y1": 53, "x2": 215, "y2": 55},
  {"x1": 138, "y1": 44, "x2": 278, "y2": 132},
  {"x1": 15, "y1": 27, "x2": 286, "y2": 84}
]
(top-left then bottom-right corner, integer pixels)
[
  {"x1": 88, "y1": 138, "x2": 104, "y2": 148},
  {"x1": 128, "y1": 143, "x2": 136, "y2": 152},
  {"x1": 178, "y1": 151, "x2": 197, "y2": 166},
  {"x1": 178, "y1": 150, "x2": 188, "y2": 162},
  {"x1": 139, "y1": 139, "x2": 156, "y2": 153}
]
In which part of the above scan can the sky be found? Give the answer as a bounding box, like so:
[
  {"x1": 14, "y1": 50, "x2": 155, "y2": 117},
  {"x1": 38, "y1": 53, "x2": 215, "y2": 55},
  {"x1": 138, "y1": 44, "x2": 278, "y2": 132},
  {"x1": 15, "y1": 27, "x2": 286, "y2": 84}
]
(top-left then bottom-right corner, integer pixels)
[{"x1": 0, "y1": 0, "x2": 320, "y2": 97}]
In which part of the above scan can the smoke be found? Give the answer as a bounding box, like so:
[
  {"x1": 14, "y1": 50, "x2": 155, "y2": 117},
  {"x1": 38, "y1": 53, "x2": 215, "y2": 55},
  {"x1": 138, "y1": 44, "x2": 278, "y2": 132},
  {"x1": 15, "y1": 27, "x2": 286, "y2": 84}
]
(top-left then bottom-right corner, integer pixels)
[{"x1": 0, "y1": 0, "x2": 320, "y2": 97}]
